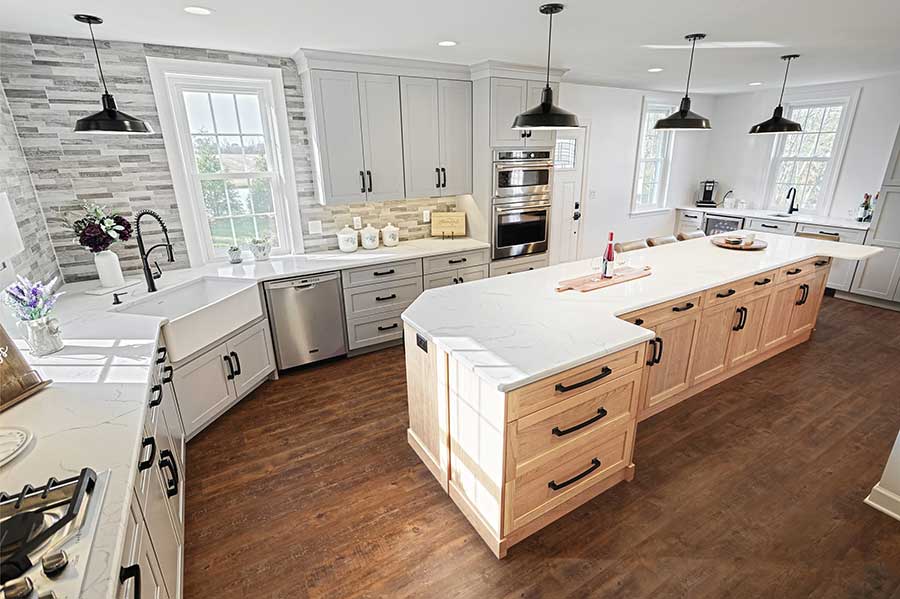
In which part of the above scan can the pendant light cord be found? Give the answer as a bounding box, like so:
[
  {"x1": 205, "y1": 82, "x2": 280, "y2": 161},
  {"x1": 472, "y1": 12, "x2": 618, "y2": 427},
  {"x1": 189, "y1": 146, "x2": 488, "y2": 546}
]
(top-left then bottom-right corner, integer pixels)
[
  {"x1": 545, "y1": 12, "x2": 553, "y2": 88},
  {"x1": 778, "y1": 57, "x2": 792, "y2": 107},
  {"x1": 684, "y1": 36, "x2": 697, "y2": 99},
  {"x1": 86, "y1": 22, "x2": 109, "y2": 95}
]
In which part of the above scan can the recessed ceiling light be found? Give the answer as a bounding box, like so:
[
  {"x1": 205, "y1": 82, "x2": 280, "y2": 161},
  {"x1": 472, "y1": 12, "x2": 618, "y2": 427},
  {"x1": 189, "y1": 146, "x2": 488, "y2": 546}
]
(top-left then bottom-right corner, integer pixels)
[
  {"x1": 437, "y1": 40, "x2": 457, "y2": 47},
  {"x1": 647, "y1": 67, "x2": 664, "y2": 73},
  {"x1": 748, "y1": 81, "x2": 763, "y2": 86},
  {"x1": 184, "y1": 6, "x2": 213, "y2": 15}
]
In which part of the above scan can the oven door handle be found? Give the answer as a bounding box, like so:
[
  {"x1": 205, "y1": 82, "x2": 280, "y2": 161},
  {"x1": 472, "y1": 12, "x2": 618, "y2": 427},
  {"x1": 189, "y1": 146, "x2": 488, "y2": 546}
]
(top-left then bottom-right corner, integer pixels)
[
  {"x1": 495, "y1": 202, "x2": 551, "y2": 213},
  {"x1": 494, "y1": 161, "x2": 554, "y2": 170}
]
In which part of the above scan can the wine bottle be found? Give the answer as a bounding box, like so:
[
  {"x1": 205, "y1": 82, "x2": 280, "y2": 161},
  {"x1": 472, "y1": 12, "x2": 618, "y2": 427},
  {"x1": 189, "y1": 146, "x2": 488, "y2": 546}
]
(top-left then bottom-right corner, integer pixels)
[{"x1": 602, "y1": 232, "x2": 615, "y2": 279}]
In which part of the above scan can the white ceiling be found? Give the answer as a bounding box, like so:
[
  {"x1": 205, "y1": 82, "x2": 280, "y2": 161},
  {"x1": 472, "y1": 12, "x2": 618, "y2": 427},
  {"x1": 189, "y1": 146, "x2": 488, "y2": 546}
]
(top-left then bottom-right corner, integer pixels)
[{"x1": 4, "y1": 0, "x2": 900, "y2": 94}]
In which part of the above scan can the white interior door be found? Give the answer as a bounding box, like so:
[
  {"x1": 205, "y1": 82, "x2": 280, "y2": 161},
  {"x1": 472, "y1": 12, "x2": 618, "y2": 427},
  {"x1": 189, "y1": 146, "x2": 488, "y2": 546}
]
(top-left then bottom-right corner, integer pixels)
[
  {"x1": 358, "y1": 73, "x2": 405, "y2": 201},
  {"x1": 550, "y1": 128, "x2": 587, "y2": 265}
]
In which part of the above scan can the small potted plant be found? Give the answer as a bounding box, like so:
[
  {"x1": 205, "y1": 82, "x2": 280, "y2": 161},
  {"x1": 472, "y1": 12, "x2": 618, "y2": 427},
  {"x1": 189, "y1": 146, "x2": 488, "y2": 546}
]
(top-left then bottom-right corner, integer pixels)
[
  {"x1": 66, "y1": 203, "x2": 133, "y2": 288},
  {"x1": 249, "y1": 236, "x2": 272, "y2": 261},
  {"x1": 227, "y1": 245, "x2": 243, "y2": 264},
  {"x1": 3, "y1": 276, "x2": 65, "y2": 356}
]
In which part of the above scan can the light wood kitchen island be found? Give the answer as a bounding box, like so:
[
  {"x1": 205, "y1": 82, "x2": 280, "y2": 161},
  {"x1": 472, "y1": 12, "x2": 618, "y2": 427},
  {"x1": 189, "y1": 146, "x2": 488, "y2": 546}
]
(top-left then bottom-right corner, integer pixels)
[{"x1": 401, "y1": 233, "x2": 881, "y2": 557}]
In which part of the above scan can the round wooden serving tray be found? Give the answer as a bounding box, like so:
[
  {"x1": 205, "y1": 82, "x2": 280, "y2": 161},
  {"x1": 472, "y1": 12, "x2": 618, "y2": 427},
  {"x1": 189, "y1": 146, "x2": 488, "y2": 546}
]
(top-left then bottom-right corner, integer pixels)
[{"x1": 710, "y1": 237, "x2": 769, "y2": 251}]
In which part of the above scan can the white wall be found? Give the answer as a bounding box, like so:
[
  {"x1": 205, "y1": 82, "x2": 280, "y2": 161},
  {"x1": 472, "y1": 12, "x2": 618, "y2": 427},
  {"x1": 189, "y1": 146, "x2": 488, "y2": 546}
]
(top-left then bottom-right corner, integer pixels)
[
  {"x1": 560, "y1": 82, "x2": 715, "y2": 257},
  {"x1": 703, "y1": 73, "x2": 900, "y2": 218}
]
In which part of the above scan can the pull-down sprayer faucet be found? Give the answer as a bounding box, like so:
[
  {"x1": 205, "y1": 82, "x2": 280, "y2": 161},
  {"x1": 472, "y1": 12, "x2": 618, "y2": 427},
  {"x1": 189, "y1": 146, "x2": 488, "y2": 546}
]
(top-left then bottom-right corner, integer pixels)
[{"x1": 134, "y1": 209, "x2": 175, "y2": 293}]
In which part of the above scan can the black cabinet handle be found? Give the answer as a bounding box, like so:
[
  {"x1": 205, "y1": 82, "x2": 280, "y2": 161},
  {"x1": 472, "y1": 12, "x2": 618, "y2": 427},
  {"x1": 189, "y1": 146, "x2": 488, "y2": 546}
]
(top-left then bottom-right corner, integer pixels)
[
  {"x1": 520, "y1": 131, "x2": 527, "y2": 139},
  {"x1": 655, "y1": 336, "x2": 664, "y2": 364},
  {"x1": 754, "y1": 278, "x2": 771, "y2": 286},
  {"x1": 159, "y1": 449, "x2": 179, "y2": 498},
  {"x1": 796, "y1": 283, "x2": 810, "y2": 306},
  {"x1": 760, "y1": 223, "x2": 778, "y2": 229},
  {"x1": 733, "y1": 306, "x2": 747, "y2": 331},
  {"x1": 224, "y1": 354, "x2": 235, "y2": 380},
  {"x1": 440, "y1": 167, "x2": 447, "y2": 188},
  {"x1": 230, "y1": 351, "x2": 242, "y2": 376},
  {"x1": 156, "y1": 346, "x2": 167, "y2": 365},
  {"x1": 526, "y1": 130, "x2": 532, "y2": 138},
  {"x1": 548, "y1": 458, "x2": 602, "y2": 491},
  {"x1": 786, "y1": 268, "x2": 802, "y2": 275},
  {"x1": 373, "y1": 268, "x2": 395, "y2": 276},
  {"x1": 435, "y1": 167, "x2": 441, "y2": 188},
  {"x1": 646, "y1": 338, "x2": 657, "y2": 365},
  {"x1": 359, "y1": 170, "x2": 366, "y2": 194},
  {"x1": 366, "y1": 170, "x2": 373, "y2": 193},
  {"x1": 716, "y1": 288, "x2": 736, "y2": 298},
  {"x1": 459, "y1": 276, "x2": 465, "y2": 283},
  {"x1": 634, "y1": 318, "x2": 644, "y2": 326},
  {"x1": 818, "y1": 231, "x2": 836, "y2": 236},
  {"x1": 138, "y1": 436, "x2": 156, "y2": 471},
  {"x1": 814, "y1": 259, "x2": 829, "y2": 266},
  {"x1": 672, "y1": 302, "x2": 694, "y2": 312},
  {"x1": 452, "y1": 277, "x2": 459, "y2": 284},
  {"x1": 149, "y1": 384, "x2": 162, "y2": 408},
  {"x1": 375, "y1": 293, "x2": 397, "y2": 302},
  {"x1": 161, "y1": 365, "x2": 173, "y2": 385},
  {"x1": 552, "y1": 408, "x2": 609, "y2": 437},
  {"x1": 119, "y1": 564, "x2": 141, "y2": 599},
  {"x1": 377, "y1": 323, "x2": 399, "y2": 332},
  {"x1": 554, "y1": 366, "x2": 613, "y2": 393},
  {"x1": 448, "y1": 257, "x2": 467, "y2": 264}
]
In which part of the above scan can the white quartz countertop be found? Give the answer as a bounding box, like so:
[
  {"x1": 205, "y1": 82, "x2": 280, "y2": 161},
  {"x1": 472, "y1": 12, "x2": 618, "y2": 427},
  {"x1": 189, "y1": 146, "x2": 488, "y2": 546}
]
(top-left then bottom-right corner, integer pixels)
[
  {"x1": 678, "y1": 206, "x2": 871, "y2": 231},
  {"x1": 402, "y1": 232, "x2": 882, "y2": 393}
]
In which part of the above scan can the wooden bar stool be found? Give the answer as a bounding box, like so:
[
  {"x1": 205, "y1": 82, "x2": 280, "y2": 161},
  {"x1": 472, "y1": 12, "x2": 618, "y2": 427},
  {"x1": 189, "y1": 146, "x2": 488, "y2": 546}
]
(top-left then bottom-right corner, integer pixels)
[
  {"x1": 676, "y1": 230, "x2": 706, "y2": 241},
  {"x1": 647, "y1": 235, "x2": 678, "y2": 247},
  {"x1": 613, "y1": 239, "x2": 649, "y2": 253}
]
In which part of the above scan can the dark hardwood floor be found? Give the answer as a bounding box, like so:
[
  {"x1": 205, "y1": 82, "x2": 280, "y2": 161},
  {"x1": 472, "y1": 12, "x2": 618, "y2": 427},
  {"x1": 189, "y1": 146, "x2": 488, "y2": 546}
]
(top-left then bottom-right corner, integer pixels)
[{"x1": 184, "y1": 297, "x2": 900, "y2": 598}]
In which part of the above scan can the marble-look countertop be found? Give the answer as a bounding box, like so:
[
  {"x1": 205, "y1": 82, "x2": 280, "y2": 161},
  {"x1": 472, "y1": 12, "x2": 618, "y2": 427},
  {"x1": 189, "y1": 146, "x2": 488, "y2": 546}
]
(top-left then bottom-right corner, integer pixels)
[
  {"x1": 677, "y1": 206, "x2": 871, "y2": 231},
  {"x1": 0, "y1": 236, "x2": 488, "y2": 599},
  {"x1": 402, "y1": 232, "x2": 882, "y2": 393}
]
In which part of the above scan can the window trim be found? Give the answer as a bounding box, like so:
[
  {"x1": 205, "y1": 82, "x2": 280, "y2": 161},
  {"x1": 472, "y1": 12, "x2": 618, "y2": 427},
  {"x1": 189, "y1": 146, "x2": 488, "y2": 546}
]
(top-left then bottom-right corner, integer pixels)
[
  {"x1": 630, "y1": 97, "x2": 676, "y2": 215},
  {"x1": 762, "y1": 84, "x2": 860, "y2": 216},
  {"x1": 147, "y1": 57, "x2": 302, "y2": 265}
]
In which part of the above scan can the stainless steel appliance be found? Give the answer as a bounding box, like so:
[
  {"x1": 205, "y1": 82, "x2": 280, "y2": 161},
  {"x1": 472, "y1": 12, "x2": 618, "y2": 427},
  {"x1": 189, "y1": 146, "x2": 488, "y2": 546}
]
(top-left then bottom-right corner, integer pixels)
[
  {"x1": 492, "y1": 194, "x2": 551, "y2": 260},
  {"x1": 696, "y1": 180, "x2": 720, "y2": 207},
  {"x1": 704, "y1": 214, "x2": 744, "y2": 235},
  {"x1": 264, "y1": 272, "x2": 347, "y2": 370},
  {"x1": 493, "y1": 149, "x2": 554, "y2": 199}
]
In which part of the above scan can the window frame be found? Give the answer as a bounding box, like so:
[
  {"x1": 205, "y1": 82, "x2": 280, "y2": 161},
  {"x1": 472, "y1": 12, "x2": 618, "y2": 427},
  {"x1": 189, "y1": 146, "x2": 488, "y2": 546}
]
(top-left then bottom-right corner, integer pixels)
[
  {"x1": 630, "y1": 98, "x2": 676, "y2": 216},
  {"x1": 762, "y1": 85, "x2": 860, "y2": 216},
  {"x1": 147, "y1": 58, "x2": 302, "y2": 265}
]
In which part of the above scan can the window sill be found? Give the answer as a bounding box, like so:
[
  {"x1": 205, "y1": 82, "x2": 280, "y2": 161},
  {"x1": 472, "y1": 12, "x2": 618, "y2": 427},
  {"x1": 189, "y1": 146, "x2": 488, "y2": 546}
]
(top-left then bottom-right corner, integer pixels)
[{"x1": 629, "y1": 208, "x2": 673, "y2": 218}]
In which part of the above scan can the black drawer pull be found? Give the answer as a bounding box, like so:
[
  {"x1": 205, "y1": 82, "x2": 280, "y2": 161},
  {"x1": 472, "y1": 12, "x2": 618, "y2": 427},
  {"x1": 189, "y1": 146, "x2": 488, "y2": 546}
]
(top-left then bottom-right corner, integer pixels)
[
  {"x1": 554, "y1": 366, "x2": 612, "y2": 393},
  {"x1": 448, "y1": 257, "x2": 467, "y2": 264},
  {"x1": 375, "y1": 293, "x2": 397, "y2": 302},
  {"x1": 441, "y1": 167, "x2": 447, "y2": 188},
  {"x1": 149, "y1": 384, "x2": 162, "y2": 408},
  {"x1": 818, "y1": 231, "x2": 837, "y2": 236},
  {"x1": 786, "y1": 268, "x2": 802, "y2": 275},
  {"x1": 377, "y1": 323, "x2": 399, "y2": 332},
  {"x1": 156, "y1": 346, "x2": 167, "y2": 365},
  {"x1": 796, "y1": 283, "x2": 810, "y2": 306},
  {"x1": 672, "y1": 302, "x2": 694, "y2": 312},
  {"x1": 359, "y1": 170, "x2": 366, "y2": 194},
  {"x1": 159, "y1": 449, "x2": 179, "y2": 498},
  {"x1": 458, "y1": 277, "x2": 464, "y2": 283},
  {"x1": 161, "y1": 365, "x2": 173, "y2": 385},
  {"x1": 230, "y1": 351, "x2": 242, "y2": 376},
  {"x1": 138, "y1": 436, "x2": 156, "y2": 471},
  {"x1": 716, "y1": 288, "x2": 736, "y2": 298},
  {"x1": 373, "y1": 269, "x2": 395, "y2": 276},
  {"x1": 224, "y1": 354, "x2": 235, "y2": 380},
  {"x1": 366, "y1": 170, "x2": 373, "y2": 193},
  {"x1": 814, "y1": 259, "x2": 829, "y2": 266},
  {"x1": 634, "y1": 318, "x2": 644, "y2": 326},
  {"x1": 119, "y1": 564, "x2": 142, "y2": 599},
  {"x1": 754, "y1": 278, "x2": 771, "y2": 286},
  {"x1": 733, "y1": 306, "x2": 748, "y2": 331},
  {"x1": 548, "y1": 458, "x2": 602, "y2": 491},
  {"x1": 760, "y1": 223, "x2": 778, "y2": 229},
  {"x1": 435, "y1": 167, "x2": 441, "y2": 188},
  {"x1": 552, "y1": 407, "x2": 609, "y2": 437},
  {"x1": 655, "y1": 336, "x2": 664, "y2": 364},
  {"x1": 452, "y1": 277, "x2": 459, "y2": 284}
]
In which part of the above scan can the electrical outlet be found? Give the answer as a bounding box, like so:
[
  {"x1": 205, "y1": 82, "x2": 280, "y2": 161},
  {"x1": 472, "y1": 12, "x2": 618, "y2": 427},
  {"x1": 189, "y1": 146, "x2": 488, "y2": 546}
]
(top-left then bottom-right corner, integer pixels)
[
  {"x1": 423, "y1": 209, "x2": 431, "y2": 223},
  {"x1": 589, "y1": 189, "x2": 598, "y2": 200},
  {"x1": 307, "y1": 220, "x2": 323, "y2": 235},
  {"x1": 352, "y1": 216, "x2": 362, "y2": 229}
]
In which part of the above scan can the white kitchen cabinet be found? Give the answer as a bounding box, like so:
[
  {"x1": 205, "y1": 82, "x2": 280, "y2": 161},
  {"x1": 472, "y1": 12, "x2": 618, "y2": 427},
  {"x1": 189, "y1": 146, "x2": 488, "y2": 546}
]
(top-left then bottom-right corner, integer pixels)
[
  {"x1": 358, "y1": 73, "x2": 406, "y2": 201},
  {"x1": 676, "y1": 210, "x2": 704, "y2": 234},
  {"x1": 883, "y1": 125, "x2": 900, "y2": 187},
  {"x1": 851, "y1": 188, "x2": 900, "y2": 300},
  {"x1": 423, "y1": 264, "x2": 489, "y2": 289},
  {"x1": 489, "y1": 253, "x2": 550, "y2": 277},
  {"x1": 747, "y1": 218, "x2": 797, "y2": 235},
  {"x1": 438, "y1": 79, "x2": 473, "y2": 196},
  {"x1": 490, "y1": 78, "x2": 559, "y2": 148},
  {"x1": 867, "y1": 188, "x2": 900, "y2": 249},
  {"x1": 144, "y1": 430, "x2": 183, "y2": 599},
  {"x1": 524, "y1": 80, "x2": 556, "y2": 147},
  {"x1": 796, "y1": 224, "x2": 866, "y2": 292},
  {"x1": 226, "y1": 323, "x2": 276, "y2": 397},
  {"x1": 117, "y1": 503, "x2": 169, "y2": 599},
  {"x1": 159, "y1": 367, "x2": 185, "y2": 474}
]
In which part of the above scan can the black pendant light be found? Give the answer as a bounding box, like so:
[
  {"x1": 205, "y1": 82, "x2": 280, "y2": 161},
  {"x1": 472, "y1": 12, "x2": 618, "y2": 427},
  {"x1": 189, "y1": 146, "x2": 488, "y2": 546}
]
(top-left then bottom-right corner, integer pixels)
[
  {"x1": 654, "y1": 33, "x2": 711, "y2": 131},
  {"x1": 749, "y1": 54, "x2": 802, "y2": 135},
  {"x1": 512, "y1": 3, "x2": 579, "y2": 130},
  {"x1": 73, "y1": 14, "x2": 153, "y2": 134}
]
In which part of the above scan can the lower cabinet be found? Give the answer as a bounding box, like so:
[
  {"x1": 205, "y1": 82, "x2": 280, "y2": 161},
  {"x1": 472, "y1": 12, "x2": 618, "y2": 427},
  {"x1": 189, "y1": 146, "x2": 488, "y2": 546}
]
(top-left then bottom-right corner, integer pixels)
[
  {"x1": 760, "y1": 271, "x2": 826, "y2": 350},
  {"x1": 117, "y1": 499, "x2": 168, "y2": 599},
  {"x1": 423, "y1": 264, "x2": 489, "y2": 289},
  {"x1": 641, "y1": 307, "x2": 700, "y2": 413}
]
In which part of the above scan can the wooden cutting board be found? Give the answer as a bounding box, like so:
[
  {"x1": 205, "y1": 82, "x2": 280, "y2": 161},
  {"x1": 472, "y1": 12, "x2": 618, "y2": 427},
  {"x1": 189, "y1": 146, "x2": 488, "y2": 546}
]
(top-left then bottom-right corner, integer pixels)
[{"x1": 557, "y1": 265, "x2": 652, "y2": 293}]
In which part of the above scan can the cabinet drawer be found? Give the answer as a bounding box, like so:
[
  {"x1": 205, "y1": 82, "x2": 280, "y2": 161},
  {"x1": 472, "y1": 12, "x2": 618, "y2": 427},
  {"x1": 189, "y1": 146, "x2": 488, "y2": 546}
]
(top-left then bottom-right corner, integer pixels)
[
  {"x1": 703, "y1": 269, "x2": 778, "y2": 308},
  {"x1": 424, "y1": 264, "x2": 490, "y2": 289},
  {"x1": 457, "y1": 264, "x2": 489, "y2": 283},
  {"x1": 619, "y1": 293, "x2": 702, "y2": 329},
  {"x1": 343, "y1": 277, "x2": 423, "y2": 318},
  {"x1": 747, "y1": 218, "x2": 797, "y2": 235},
  {"x1": 347, "y1": 311, "x2": 404, "y2": 349},
  {"x1": 512, "y1": 370, "x2": 640, "y2": 469},
  {"x1": 507, "y1": 343, "x2": 645, "y2": 421},
  {"x1": 341, "y1": 259, "x2": 423, "y2": 288},
  {"x1": 423, "y1": 248, "x2": 489, "y2": 274},
  {"x1": 775, "y1": 257, "x2": 831, "y2": 283},
  {"x1": 796, "y1": 224, "x2": 866, "y2": 244},
  {"x1": 489, "y1": 254, "x2": 549, "y2": 277}
]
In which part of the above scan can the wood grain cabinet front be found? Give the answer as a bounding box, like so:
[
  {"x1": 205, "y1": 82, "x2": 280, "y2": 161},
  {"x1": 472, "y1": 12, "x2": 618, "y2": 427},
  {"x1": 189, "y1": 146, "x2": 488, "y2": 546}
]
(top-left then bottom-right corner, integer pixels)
[{"x1": 641, "y1": 310, "x2": 701, "y2": 415}]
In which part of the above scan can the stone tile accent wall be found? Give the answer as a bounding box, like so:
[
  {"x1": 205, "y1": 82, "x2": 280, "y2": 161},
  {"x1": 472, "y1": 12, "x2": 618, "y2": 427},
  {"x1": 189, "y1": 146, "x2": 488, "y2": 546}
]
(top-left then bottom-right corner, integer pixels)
[{"x1": 0, "y1": 81, "x2": 60, "y2": 285}]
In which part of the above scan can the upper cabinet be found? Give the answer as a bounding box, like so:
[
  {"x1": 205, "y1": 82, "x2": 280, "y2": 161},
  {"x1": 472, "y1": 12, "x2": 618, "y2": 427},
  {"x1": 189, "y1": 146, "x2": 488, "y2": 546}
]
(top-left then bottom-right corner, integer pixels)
[
  {"x1": 358, "y1": 73, "x2": 407, "y2": 202},
  {"x1": 884, "y1": 125, "x2": 900, "y2": 187},
  {"x1": 490, "y1": 78, "x2": 559, "y2": 148},
  {"x1": 400, "y1": 77, "x2": 473, "y2": 198}
]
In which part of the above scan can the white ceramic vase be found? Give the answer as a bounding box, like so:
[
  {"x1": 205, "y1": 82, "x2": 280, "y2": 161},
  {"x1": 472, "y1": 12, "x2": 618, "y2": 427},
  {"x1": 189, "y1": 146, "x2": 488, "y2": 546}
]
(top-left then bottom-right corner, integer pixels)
[
  {"x1": 17, "y1": 316, "x2": 64, "y2": 357},
  {"x1": 94, "y1": 250, "x2": 125, "y2": 288}
]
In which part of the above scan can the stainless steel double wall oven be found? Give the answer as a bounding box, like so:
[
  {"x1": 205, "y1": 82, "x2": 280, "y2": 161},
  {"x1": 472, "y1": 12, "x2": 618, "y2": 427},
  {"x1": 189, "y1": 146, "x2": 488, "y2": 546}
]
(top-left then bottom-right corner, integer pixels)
[{"x1": 492, "y1": 149, "x2": 553, "y2": 260}]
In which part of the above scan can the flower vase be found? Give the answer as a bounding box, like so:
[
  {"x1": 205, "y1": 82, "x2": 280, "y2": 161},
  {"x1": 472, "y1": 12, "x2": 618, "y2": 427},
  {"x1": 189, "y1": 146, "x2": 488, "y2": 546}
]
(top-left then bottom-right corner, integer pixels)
[
  {"x1": 17, "y1": 316, "x2": 64, "y2": 357},
  {"x1": 250, "y1": 240, "x2": 272, "y2": 261},
  {"x1": 94, "y1": 250, "x2": 126, "y2": 288}
]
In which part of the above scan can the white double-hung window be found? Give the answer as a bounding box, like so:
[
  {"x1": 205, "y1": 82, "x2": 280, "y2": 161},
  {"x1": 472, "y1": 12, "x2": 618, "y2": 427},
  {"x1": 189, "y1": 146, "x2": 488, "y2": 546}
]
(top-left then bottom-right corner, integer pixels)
[
  {"x1": 148, "y1": 58, "x2": 298, "y2": 264},
  {"x1": 631, "y1": 101, "x2": 676, "y2": 214}
]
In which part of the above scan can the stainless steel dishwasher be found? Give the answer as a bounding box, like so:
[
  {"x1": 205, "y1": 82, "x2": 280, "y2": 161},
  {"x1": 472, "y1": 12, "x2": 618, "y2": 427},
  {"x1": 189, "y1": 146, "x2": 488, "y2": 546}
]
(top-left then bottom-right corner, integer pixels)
[{"x1": 264, "y1": 272, "x2": 347, "y2": 370}]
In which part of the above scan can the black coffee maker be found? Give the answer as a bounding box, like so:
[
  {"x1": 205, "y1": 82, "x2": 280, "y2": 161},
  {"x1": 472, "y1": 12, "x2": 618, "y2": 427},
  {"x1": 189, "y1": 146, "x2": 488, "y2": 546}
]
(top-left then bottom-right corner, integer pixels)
[{"x1": 696, "y1": 180, "x2": 719, "y2": 207}]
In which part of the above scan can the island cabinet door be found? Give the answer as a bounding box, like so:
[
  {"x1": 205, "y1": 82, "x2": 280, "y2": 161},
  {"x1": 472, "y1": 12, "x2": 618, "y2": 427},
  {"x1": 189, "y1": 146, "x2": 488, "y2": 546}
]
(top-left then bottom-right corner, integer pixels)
[
  {"x1": 760, "y1": 280, "x2": 806, "y2": 351},
  {"x1": 643, "y1": 311, "x2": 700, "y2": 412},
  {"x1": 788, "y1": 269, "x2": 828, "y2": 337},
  {"x1": 690, "y1": 301, "x2": 740, "y2": 386},
  {"x1": 726, "y1": 292, "x2": 772, "y2": 368}
]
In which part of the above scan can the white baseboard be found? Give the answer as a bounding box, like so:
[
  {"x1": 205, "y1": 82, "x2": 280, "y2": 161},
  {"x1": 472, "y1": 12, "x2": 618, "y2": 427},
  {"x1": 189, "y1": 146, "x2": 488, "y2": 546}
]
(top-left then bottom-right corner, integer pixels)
[
  {"x1": 864, "y1": 483, "x2": 900, "y2": 521},
  {"x1": 833, "y1": 291, "x2": 900, "y2": 312}
]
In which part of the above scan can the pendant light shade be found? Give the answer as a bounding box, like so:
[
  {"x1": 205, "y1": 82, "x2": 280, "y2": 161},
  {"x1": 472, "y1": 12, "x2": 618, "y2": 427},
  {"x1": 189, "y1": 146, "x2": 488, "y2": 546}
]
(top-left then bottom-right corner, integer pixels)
[
  {"x1": 73, "y1": 14, "x2": 153, "y2": 134},
  {"x1": 654, "y1": 33, "x2": 711, "y2": 131},
  {"x1": 512, "y1": 3, "x2": 579, "y2": 131},
  {"x1": 749, "y1": 54, "x2": 802, "y2": 135}
]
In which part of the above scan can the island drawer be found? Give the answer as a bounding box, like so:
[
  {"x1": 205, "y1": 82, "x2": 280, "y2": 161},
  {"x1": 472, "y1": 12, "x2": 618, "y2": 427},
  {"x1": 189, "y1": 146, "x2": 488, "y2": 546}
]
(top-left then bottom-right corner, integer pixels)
[
  {"x1": 747, "y1": 218, "x2": 797, "y2": 235},
  {"x1": 506, "y1": 343, "x2": 645, "y2": 421},
  {"x1": 346, "y1": 311, "x2": 404, "y2": 350},
  {"x1": 619, "y1": 293, "x2": 703, "y2": 329},
  {"x1": 423, "y1": 248, "x2": 489, "y2": 274},
  {"x1": 775, "y1": 257, "x2": 831, "y2": 284},
  {"x1": 341, "y1": 259, "x2": 423, "y2": 288},
  {"x1": 510, "y1": 370, "x2": 640, "y2": 469},
  {"x1": 703, "y1": 269, "x2": 779, "y2": 307},
  {"x1": 796, "y1": 224, "x2": 866, "y2": 244},
  {"x1": 505, "y1": 423, "x2": 633, "y2": 532},
  {"x1": 343, "y1": 277, "x2": 424, "y2": 319}
]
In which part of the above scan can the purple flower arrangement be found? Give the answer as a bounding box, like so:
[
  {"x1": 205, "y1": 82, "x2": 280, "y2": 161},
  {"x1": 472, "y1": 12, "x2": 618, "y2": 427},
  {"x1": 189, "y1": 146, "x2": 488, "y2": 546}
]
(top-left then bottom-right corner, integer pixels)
[
  {"x1": 3, "y1": 276, "x2": 64, "y2": 321},
  {"x1": 68, "y1": 203, "x2": 133, "y2": 253}
]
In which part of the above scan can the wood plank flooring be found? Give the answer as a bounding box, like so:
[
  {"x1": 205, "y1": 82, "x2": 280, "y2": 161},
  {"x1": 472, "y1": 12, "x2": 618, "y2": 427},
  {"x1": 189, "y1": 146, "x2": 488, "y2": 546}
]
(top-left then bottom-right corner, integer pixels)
[{"x1": 184, "y1": 297, "x2": 900, "y2": 598}]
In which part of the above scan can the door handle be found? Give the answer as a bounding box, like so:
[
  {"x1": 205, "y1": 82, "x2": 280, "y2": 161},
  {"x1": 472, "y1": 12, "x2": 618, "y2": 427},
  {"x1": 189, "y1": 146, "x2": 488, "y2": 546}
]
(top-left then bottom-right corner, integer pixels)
[
  {"x1": 646, "y1": 338, "x2": 656, "y2": 365},
  {"x1": 440, "y1": 167, "x2": 447, "y2": 188},
  {"x1": 161, "y1": 365, "x2": 173, "y2": 385},
  {"x1": 573, "y1": 211, "x2": 581, "y2": 221},
  {"x1": 119, "y1": 564, "x2": 141, "y2": 599},
  {"x1": 156, "y1": 346, "x2": 167, "y2": 364},
  {"x1": 230, "y1": 351, "x2": 242, "y2": 376},
  {"x1": 796, "y1": 283, "x2": 810, "y2": 306},
  {"x1": 159, "y1": 449, "x2": 179, "y2": 498},
  {"x1": 366, "y1": 170, "x2": 373, "y2": 193},
  {"x1": 654, "y1": 336, "x2": 664, "y2": 364},
  {"x1": 435, "y1": 167, "x2": 441, "y2": 188},
  {"x1": 548, "y1": 458, "x2": 602, "y2": 491},
  {"x1": 224, "y1": 354, "x2": 235, "y2": 380},
  {"x1": 359, "y1": 170, "x2": 366, "y2": 193},
  {"x1": 149, "y1": 384, "x2": 162, "y2": 408},
  {"x1": 138, "y1": 436, "x2": 156, "y2": 471}
]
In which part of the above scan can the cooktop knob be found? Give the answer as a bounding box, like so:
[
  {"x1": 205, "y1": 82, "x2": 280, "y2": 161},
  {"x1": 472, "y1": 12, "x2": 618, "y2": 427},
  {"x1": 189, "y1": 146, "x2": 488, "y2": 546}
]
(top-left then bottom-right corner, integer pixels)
[
  {"x1": 41, "y1": 550, "x2": 69, "y2": 577},
  {"x1": 2, "y1": 576, "x2": 34, "y2": 599}
]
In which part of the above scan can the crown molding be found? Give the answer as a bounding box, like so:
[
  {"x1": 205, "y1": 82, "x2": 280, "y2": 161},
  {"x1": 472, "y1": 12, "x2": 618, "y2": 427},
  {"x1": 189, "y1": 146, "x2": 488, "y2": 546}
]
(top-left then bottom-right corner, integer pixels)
[
  {"x1": 294, "y1": 48, "x2": 471, "y2": 80},
  {"x1": 469, "y1": 60, "x2": 567, "y2": 82}
]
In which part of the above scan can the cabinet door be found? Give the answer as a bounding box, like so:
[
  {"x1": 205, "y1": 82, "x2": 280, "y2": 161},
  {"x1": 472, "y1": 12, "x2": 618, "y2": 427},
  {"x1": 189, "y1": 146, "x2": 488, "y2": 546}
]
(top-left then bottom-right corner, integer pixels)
[
  {"x1": 438, "y1": 79, "x2": 472, "y2": 196},
  {"x1": 358, "y1": 73, "x2": 405, "y2": 201},
  {"x1": 309, "y1": 70, "x2": 367, "y2": 204},
  {"x1": 146, "y1": 449, "x2": 182, "y2": 599},
  {"x1": 119, "y1": 514, "x2": 169, "y2": 599},
  {"x1": 761, "y1": 282, "x2": 801, "y2": 351},
  {"x1": 159, "y1": 367, "x2": 185, "y2": 473},
  {"x1": 457, "y1": 264, "x2": 488, "y2": 284},
  {"x1": 727, "y1": 293, "x2": 771, "y2": 368},
  {"x1": 868, "y1": 188, "x2": 900, "y2": 248},
  {"x1": 524, "y1": 80, "x2": 559, "y2": 147},
  {"x1": 226, "y1": 321, "x2": 275, "y2": 398},
  {"x1": 173, "y1": 343, "x2": 235, "y2": 439},
  {"x1": 158, "y1": 406, "x2": 185, "y2": 542},
  {"x1": 850, "y1": 246, "x2": 900, "y2": 300},
  {"x1": 400, "y1": 76, "x2": 441, "y2": 198},
  {"x1": 789, "y1": 271, "x2": 826, "y2": 337},
  {"x1": 423, "y1": 269, "x2": 459, "y2": 290},
  {"x1": 826, "y1": 258, "x2": 858, "y2": 291},
  {"x1": 883, "y1": 127, "x2": 900, "y2": 187},
  {"x1": 490, "y1": 78, "x2": 528, "y2": 147},
  {"x1": 645, "y1": 312, "x2": 700, "y2": 410},
  {"x1": 691, "y1": 302, "x2": 739, "y2": 385}
]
